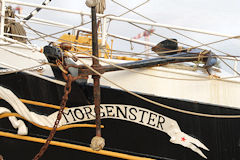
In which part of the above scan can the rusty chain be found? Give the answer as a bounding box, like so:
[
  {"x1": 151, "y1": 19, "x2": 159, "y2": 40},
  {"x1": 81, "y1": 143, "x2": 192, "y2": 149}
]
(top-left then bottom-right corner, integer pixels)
[{"x1": 33, "y1": 73, "x2": 73, "y2": 160}]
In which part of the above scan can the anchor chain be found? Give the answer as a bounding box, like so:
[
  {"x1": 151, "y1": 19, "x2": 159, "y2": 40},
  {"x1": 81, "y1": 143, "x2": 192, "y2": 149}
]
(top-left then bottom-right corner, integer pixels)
[
  {"x1": 33, "y1": 1, "x2": 105, "y2": 157},
  {"x1": 33, "y1": 73, "x2": 73, "y2": 160}
]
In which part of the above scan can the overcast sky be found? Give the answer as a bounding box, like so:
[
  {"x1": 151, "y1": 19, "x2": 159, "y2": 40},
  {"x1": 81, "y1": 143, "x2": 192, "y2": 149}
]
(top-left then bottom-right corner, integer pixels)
[
  {"x1": 15, "y1": 0, "x2": 240, "y2": 34},
  {"x1": 13, "y1": 0, "x2": 240, "y2": 72},
  {"x1": 15, "y1": 0, "x2": 240, "y2": 41}
]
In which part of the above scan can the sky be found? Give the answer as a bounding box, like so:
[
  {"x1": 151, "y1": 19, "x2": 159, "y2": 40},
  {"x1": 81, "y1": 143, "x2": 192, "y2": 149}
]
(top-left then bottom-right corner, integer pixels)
[{"x1": 11, "y1": 0, "x2": 240, "y2": 72}]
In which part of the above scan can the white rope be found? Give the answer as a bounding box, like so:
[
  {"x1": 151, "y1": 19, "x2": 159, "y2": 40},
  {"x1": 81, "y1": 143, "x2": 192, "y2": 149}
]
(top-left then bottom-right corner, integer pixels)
[
  {"x1": 86, "y1": 0, "x2": 106, "y2": 14},
  {"x1": 0, "y1": 63, "x2": 47, "y2": 76},
  {"x1": 96, "y1": 0, "x2": 106, "y2": 14},
  {"x1": 0, "y1": 107, "x2": 27, "y2": 135},
  {"x1": 0, "y1": 45, "x2": 42, "y2": 62},
  {"x1": 0, "y1": 86, "x2": 66, "y2": 135},
  {"x1": 23, "y1": 0, "x2": 52, "y2": 21},
  {"x1": 0, "y1": 35, "x2": 35, "y2": 50}
]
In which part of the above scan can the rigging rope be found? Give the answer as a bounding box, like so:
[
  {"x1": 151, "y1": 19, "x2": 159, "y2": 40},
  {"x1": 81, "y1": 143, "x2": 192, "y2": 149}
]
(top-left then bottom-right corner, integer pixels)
[
  {"x1": 21, "y1": 18, "x2": 240, "y2": 63},
  {"x1": 71, "y1": 49, "x2": 211, "y2": 81},
  {"x1": 27, "y1": 16, "x2": 99, "y2": 41},
  {"x1": 110, "y1": 2, "x2": 240, "y2": 75},
  {"x1": 14, "y1": 14, "x2": 48, "y2": 43},
  {"x1": 24, "y1": 0, "x2": 52, "y2": 21},
  {"x1": 112, "y1": 1, "x2": 240, "y2": 77},
  {"x1": 7, "y1": 8, "x2": 240, "y2": 80},
  {"x1": 72, "y1": 53, "x2": 240, "y2": 119},
  {"x1": 0, "y1": 28, "x2": 236, "y2": 81},
  {"x1": 19, "y1": 12, "x2": 240, "y2": 59},
  {"x1": 0, "y1": 61, "x2": 66, "y2": 86},
  {"x1": 16, "y1": 10, "x2": 240, "y2": 80},
  {"x1": 167, "y1": 28, "x2": 240, "y2": 76},
  {"x1": 0, "y1": 63, "x2": 51, "y2": 76},
  {"x1": 1, "y1": 22, "x2": 239, "y2": 82},
  {"x1": 71, "y1": 47, "x2": 240, "y2": 82}
]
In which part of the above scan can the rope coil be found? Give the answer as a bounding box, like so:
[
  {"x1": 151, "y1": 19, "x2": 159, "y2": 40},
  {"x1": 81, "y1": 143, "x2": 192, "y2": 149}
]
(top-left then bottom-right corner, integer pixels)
[{"x1": 4, "y1": 6, "x2": 27, "y2": 43}]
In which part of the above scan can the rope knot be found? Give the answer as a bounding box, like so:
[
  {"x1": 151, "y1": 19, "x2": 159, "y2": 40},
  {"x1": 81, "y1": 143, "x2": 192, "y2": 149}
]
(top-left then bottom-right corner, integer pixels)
[
  {"x1": 85, "y1": 0, "x2": 99, "y2": 7},
  {"x1": 90, "y1": 136, "x2": 105, "y2": 151},
  {"x1": 85, "y1": 0, "x2": 106, "y2": 14}
]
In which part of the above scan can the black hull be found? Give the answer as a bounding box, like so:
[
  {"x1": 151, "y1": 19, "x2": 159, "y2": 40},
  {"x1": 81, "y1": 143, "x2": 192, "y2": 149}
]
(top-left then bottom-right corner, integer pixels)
[{"x1": 0, "y1": 72, "x2": 240, "y2": 160}]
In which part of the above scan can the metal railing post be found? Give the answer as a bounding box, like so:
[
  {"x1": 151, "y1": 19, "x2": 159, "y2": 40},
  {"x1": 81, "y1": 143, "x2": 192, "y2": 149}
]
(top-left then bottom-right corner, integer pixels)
[
  {"x1": 234, "y1": 59, "x2": 238, "y2": 76},
  {"x1": 101, "y1": 17, "x2": 107, "y2": 47}
]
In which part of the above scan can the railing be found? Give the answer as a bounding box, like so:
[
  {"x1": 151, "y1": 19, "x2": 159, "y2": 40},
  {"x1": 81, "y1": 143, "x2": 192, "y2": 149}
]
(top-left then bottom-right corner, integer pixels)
[
  {"x1": 5, "y1": 0, "x2": 238, "y2": 38},
  {"x1": 0, "y1": 0, "x2": 239, "y2": 75}
]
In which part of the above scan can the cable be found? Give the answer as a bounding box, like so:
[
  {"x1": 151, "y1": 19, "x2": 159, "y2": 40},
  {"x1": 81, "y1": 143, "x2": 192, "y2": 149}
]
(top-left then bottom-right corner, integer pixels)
[
  {"x1": 74, "y1": 55, "x2": 240, "y2": 118},
  {"x1": 12, "y1": 9, "x2": 240, "y2": 77},
  {"x1": 70, "y1": 49, "x2": 211, "y2": 81},
  {"x1": 110, "y1": 0, "x2": 240, "y2": 76},
  {"x1": 0, "y1": 63, "x2": 48, "y2": 76},
  {"x1": 71, "y1": 46, "x2": 240, "y2": 83}
]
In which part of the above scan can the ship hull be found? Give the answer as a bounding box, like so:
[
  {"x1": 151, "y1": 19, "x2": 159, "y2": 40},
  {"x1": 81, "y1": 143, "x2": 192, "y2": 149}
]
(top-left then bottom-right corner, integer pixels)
[{"x1": 0, "y1": 72, "x2": 240, "y2": 160}]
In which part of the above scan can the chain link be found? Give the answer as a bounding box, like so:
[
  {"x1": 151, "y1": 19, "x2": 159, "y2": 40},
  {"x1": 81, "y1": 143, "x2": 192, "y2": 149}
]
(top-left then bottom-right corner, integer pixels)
[{"x1": 33, "y1": 74, "x2": 73, "y2": 160}]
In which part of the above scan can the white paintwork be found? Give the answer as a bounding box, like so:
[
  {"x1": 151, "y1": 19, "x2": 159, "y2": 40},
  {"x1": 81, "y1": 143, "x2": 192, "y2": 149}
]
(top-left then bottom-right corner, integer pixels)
[
  {"x1": 79, "y1": 58, "x2": 240, "y2": 109},
  {"x1": 1, "y1": 0, "x2": 239, "y2": 109},
  {"x1": 0, "y1": 41, "x2": 55, "y2": 77},
  {"x1": 0, "y1": 38, "x2": 238, "y2": 108}
]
